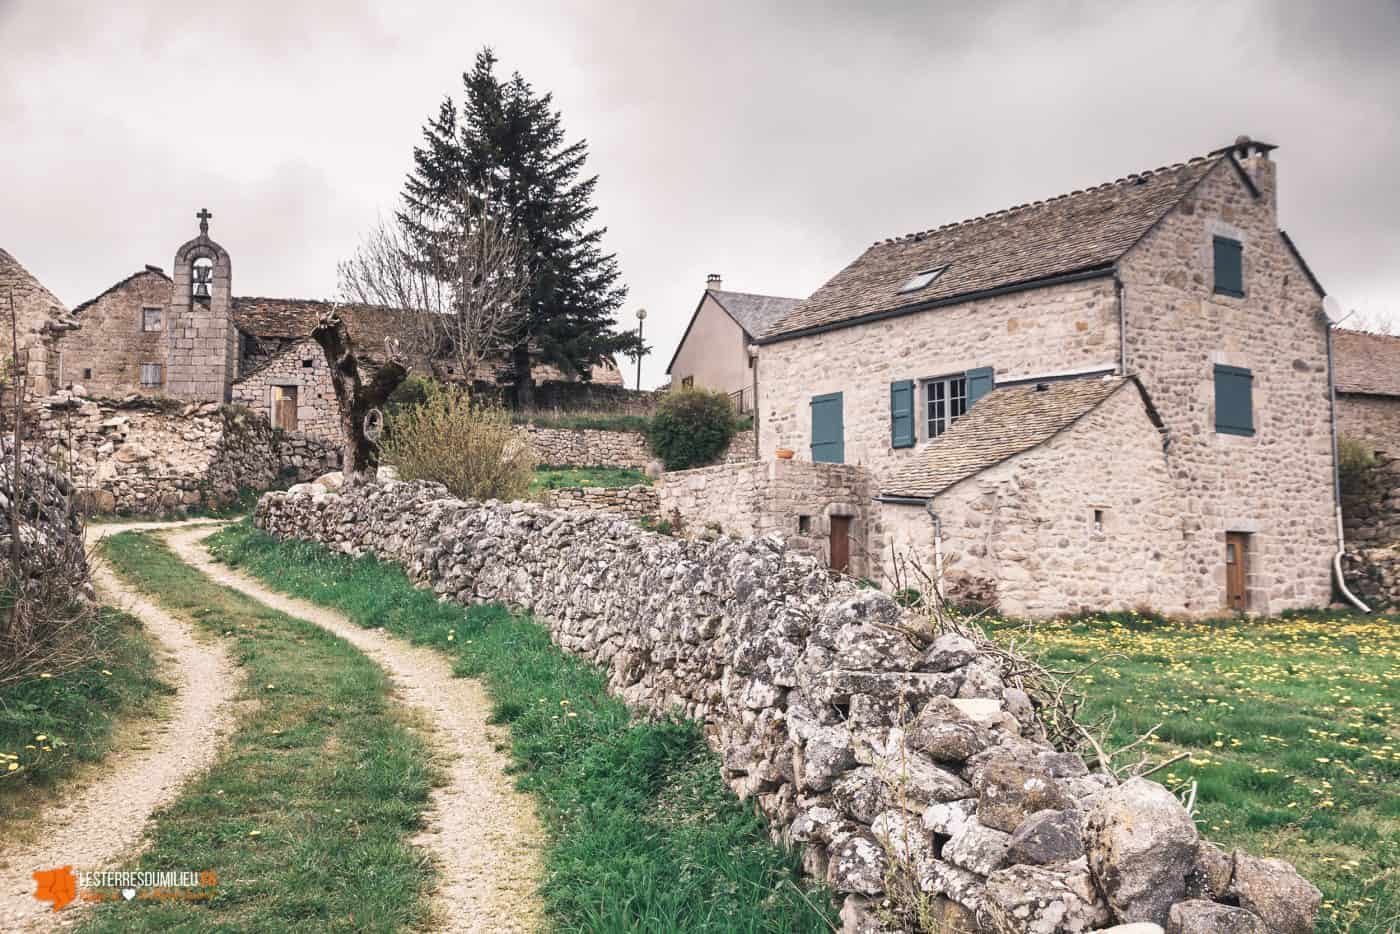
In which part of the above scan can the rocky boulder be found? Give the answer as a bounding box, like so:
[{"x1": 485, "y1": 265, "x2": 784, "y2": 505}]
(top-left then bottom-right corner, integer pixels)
[
  {"x1": 1229, "y1": 852, "x2": 1322, "y2": 934},
  {"x1": 1166, "y1": 899, "x2": 1268, "y2": 934},
  {"x1": 1083, "y1": 779, "x2": 1198, "y2": 925},
  {"x1": 983, "y1": 860, "x2": 1111, "y2": 933}
]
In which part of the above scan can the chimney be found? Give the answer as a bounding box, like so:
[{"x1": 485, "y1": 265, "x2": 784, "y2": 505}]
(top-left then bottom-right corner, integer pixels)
[
  {"x1": 706, "y1": 272, "x2": 722, "y2": 292},
  {"x1": 1229, "y1": 134, "x2": 1277, "y2": 216}
]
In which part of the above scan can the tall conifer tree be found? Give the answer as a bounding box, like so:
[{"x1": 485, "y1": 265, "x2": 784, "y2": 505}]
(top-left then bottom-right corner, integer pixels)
[{"x1": 401, "y1": 48, "x2": 635, "y2": 405}]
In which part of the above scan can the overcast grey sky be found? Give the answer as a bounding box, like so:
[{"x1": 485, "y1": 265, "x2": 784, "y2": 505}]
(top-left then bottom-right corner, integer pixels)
[{"x1": 2, "y1": 0, "x2": 1397, "y2": 388}]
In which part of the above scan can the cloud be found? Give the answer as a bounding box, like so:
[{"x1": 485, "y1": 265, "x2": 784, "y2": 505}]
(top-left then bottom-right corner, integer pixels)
[{"x1": 0, "y1": 0, "x2": 1396, "y2": 389}]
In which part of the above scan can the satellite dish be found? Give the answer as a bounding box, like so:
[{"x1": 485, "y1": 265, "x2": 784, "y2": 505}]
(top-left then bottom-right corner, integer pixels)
[{"x1": 1322, "y1": 295, "x2": 1350, "y2": 327}]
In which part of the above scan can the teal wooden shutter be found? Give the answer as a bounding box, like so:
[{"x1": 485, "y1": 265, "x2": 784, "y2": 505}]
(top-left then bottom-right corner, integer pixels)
[
  {"x1": 890, "y1": 380, "x2": 914, "y2": 448},
  {"x1": 1213, "y1": 237, "x2": 1243, "y2": 297},
  {"x1": 1214, "y1": 364, "x2": 1254, "y2": 436},
  {"x1": 965, "y1": 367, "x2": 994, "y2": 407},
  {"x1": 811, "y1": 392, "x2": 844, "y2": 463}
]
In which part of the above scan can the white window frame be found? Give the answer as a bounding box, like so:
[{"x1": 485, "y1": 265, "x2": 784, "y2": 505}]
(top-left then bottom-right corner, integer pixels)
[
  {"x1": 141, "y1": 306, "x2": 163, "y2": 332},
  {"x1": 139, "y1": 363, "x2": 163, "y2": 388},
  {"x1": 924, "y1": 373, "x2": 968, "y2": 439}
]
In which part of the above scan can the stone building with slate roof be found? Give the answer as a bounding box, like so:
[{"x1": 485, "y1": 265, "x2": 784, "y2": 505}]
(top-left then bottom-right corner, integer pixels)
[
  {"x1": 1333, "y1": 328, "x2": 1400, "y2": 457},
  {"x1": 666, "y1": 273, "x2": 802, "y2": 412},
  {"x1": 752, "y1": 135, "x2": 1340, "y2": 616},
  {"x1": 44, "y1": 213, "x2": 621, "y2": 443}
]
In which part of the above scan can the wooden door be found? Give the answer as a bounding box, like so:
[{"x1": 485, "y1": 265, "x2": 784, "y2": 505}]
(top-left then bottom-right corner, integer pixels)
[
  {"x1": 829, "y1": 516, "x2": 851, "y2": 573},
  {"x1": 272, "y1": 386, "x2": 298, "y2": 431},
  {"x1": 1225, "y1": 532, "x2": 1249, "y2": 612}
]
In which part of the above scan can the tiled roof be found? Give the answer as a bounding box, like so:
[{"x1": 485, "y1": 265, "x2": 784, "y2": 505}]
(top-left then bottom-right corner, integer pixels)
[
  {"x1": 881, "y1": 376, "x2": 1134, "y2": 499},
  {"x1": 0, "y1": 248, "x2": 71, "y2": 319},
  {"x1": 1334, "y1": 328, "x2": 1400, "y2": 397},
  {"x1": 231, "y1": 296, "x2": 407, "y2": 346},
  {"x1": 764, "y1": 153, "x2": 1230, "y2": 340},
  {"x1": 709, "y1": 289, "x2": 802, "y2": 339}
]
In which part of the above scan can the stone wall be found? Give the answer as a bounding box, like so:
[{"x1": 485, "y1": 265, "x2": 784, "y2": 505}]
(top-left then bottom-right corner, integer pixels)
[
  {"x1": 1341, "y1": 455, "x2": 1400, "y2": 610},
  {"x1": 542, "y1": 484, "x2": 658, "y2": 520},
  {"x1": 255, "y1": 479, "x2": 1320, "y2": 934},
  {"x1": 520, "y1": 425, "x2": 652, "y2": 469},
  {"x1": 1118, "y1": 156, "x2": 1335, "y2": 615},
  {"x1": 231, "y1": 337, "x2": 340, "y2": 441},
  {"x1": 1337, "y1": 393, "x2": 1400, "y2": 460},
  {"x1": 32, "y1": 391, "x2": 333, "y2": 514},
  {"x1": 723, "y1": 428, "x2": 757, "y2": 463},
  {"x1": 657, "y1": 460, "x2": 877, "y2": 580},
  {"x1": 876, "y1": 383, "x2": 1187, "y2": 617}
]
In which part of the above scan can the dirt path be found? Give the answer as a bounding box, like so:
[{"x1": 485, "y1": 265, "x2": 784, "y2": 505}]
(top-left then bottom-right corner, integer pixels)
[
  {"x1": 167, "y1": 525, "x2": 545, "y2": 933},
  {"x1": 0, "y1": 521, "x2": 239, "y2": 932}
]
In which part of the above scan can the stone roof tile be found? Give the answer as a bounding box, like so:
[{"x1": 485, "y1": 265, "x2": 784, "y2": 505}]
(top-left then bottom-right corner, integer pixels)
[
  {"x1": 1333, "y1": 328, "x2": 1400, "y2": 397},
  {"x1": 708, "y1": 289, "x2": 803, "y2": 339},
  {"x1": 765, "y1": 154, "x2": 1227, "y2": 340},
  {"x1": 881, "y1": 376, "x2": 1134, "y2": 499}
]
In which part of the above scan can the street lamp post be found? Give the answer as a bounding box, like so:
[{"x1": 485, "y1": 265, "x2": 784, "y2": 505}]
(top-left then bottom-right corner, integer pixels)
[{"x1": 634, "y1": 307, "x2": 647, "y2": 390}]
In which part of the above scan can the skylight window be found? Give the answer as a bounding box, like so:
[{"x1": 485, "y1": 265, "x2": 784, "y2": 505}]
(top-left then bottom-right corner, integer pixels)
[{"x1": 898, "y1": 265, "x2": 947, "y2": 294}]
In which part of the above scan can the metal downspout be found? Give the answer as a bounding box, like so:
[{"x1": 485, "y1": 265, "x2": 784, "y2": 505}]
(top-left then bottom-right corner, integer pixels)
[
  {"x1": 1326, "y1": 319, "x2": 1371, "y2": 612},
  {"x1": 924, "y1": 499, "x2": 944, "y2": 599}
]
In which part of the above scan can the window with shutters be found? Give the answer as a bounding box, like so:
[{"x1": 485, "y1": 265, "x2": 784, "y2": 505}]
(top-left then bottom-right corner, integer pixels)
[
  {"x1": 142, "y1": 306, "x2": 162, "y2": 332},
  {"x1": 140, "y1": 363, "x2": 163, "y2": 388},
  {"x1": 810, "y1": 392, "x2": 844, "y2": 463},
  {"x1": 1213, "y1": 364, "x2": 1254, "y2": 436},
  {"x1": 924, "y1": 375, "x2": 968, "y2": 439},
  {"x1": 1213, "y1": 236, "x2": 1244, "y2": 297}
]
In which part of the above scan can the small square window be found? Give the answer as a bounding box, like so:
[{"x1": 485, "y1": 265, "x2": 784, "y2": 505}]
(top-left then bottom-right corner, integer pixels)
[
  {"x1": 899, "y1": 265, "x2": 948, "y2": 294},
  {"x1": 301, "y1": 359, "x2": 314, "y2": 368},
  {"x1": 82, "y1": 368, "x2": 93, "y2": 381},
  {"x1": 140, "y1": 363, "x2": 163, "y2": 388},
  {"x1": 798, "y1": 515, "x2": 812, "y2": 534},
  {"x1": 1093, "y1": 509, "x2": 1105, "y2": 533},
  {"x1": 681, "y1": 376, "x2": 694, "y2": 388},
  {"x1": 142, "y1": 307, "x2": 162, "y2": 332}
]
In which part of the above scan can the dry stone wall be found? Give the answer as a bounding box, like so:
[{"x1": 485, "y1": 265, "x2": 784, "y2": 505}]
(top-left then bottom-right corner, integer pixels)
[
  {"x1": 541, "y1": 484, "x2": 658, "y2": 520},
  {"x1": 519, "y1": 425, "x2": 651, "y2": 469},
  {"x1": 1342, "y1": 455, "x2": 1400, "y2": 609},
  {"x1": 1337, "y1": 394, "x2": 1400, "y2": 460},
  {"x1": 255, "y1": 479, "x2": 1319, "y2": 934},
  {"x1": 32, "y1": 391, "x2": 333, "y2": 514}
]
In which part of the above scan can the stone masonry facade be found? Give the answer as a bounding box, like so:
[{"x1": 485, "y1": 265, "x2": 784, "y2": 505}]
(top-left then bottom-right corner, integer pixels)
[
  {"x1": 1117, "y1": 155, "x2": 1334, "y2": 615},
  {"x1": 256, "y1": 478, "x2": 1323, "y2": 934},
  {"x1": 658, "y1": 459, "x2": 877, "y2": 579},
  {"x1": 876, "y1": 383, "x2": 1185, "y2": 616},
  {"x1": 231, "y1": 336, "x2": 340, "y2": 438},
  {"x1": 757, "y1": 276, "x2": 1117, "y2": 471},
  {"x1": 542, "y1": 483, "x2": 658, "y2": 519},
  {"x1": 164, "y1": 225, "x2": 238, "y2": 401},
  {"x1": 60, "y1": 268, "x2": 173, "y2": 398}
]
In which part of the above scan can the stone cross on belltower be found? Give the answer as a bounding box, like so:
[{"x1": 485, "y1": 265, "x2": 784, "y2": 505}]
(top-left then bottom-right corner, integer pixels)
[{"x1": 197, "y1": 208, "x2": 212, "y2": 236}]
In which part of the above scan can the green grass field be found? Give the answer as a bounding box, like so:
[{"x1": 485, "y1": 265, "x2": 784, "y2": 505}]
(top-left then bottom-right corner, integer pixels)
[
  {"x1": 208, "y1": 520, "x2": 836, "y2": 933},
  {"x1": 90, "y1": 531, "x2": 434, "y2": 932},
  {"x1": 529, "y1": 465, "x2": 652, "y2": 492},
  {"x1": 0, "y1": 607, "x2": 168, "y2": 822},
  {"x1": 987, "y1": 610, "x2": 1399, "y2": 934}
]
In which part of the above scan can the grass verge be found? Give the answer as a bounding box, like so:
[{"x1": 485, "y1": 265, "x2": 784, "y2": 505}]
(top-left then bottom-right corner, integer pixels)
[
  {"x1": 987, "y1": 610, "x2": 1399, "y2": 934},
  {"x1": 208, "y1": 519, "x2": 836, "y2": 933},
  {"x1": 85, "y1": 531, "x2": 433, "y2": 932},
  {"x1": 529, "y1": 465, "x2": 652, "y2": 492},
  {"x1": 0, "y1": 607, "x2": 168, "y2": 821}
]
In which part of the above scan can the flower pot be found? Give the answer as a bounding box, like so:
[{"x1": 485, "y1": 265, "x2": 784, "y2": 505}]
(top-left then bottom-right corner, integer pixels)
[{"x1": 775, "y1": 448, "x2": 795, "y2": 460}]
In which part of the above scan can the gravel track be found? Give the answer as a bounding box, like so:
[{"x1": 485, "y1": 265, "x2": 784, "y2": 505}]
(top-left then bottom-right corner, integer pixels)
[
  {"x1": 0, "y1": 521, "x2": 238, "y2": 931},
  {"x1": 167, "y1": 525, "x2": 545, "y2": 933}
]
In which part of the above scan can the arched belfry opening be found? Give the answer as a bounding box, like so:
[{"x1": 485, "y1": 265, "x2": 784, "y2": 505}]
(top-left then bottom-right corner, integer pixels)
[{"x1": 166, "y1": 208, "x2": 236, "y2": 401}]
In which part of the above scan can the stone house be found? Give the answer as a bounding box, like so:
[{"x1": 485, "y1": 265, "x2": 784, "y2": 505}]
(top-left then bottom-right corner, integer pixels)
[
  {"x1": 1333, "y1": 328, "x2": 1400, "y2": 458},
  {"x1": 666, "y1": 273, "x2": 800, "y2": 413},
  {"x1": 747, "y1": 135, "x2": 1339, "y2": 617},
  {"x1": 0, "y1": 248, "x2": 79, "y2": 397},
  {"x1": 43, "y1": 211, "x2": 622, "y2": 446}
]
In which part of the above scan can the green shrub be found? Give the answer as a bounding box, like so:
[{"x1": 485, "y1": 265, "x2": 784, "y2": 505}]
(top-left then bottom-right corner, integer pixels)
[
  {"x1": 385, "y1": 383, "x2": 536, "y2": 501},
  {"x1": 1338, "y1": 434, "x2": 1379, "y2": 476},
  {"x1": 647, "y1": 387, "x2": 739, "y2": 470}
]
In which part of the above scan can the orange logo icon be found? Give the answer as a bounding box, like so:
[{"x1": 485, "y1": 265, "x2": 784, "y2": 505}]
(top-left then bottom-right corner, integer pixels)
[{"x1": 32, "y1": 865, "x2": 78, "y2": 911}]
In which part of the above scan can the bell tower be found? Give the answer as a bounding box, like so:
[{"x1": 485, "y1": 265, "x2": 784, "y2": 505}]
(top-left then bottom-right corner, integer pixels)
[{"x1": 166, "y1": 208, "x2": 235, "y2": 400}]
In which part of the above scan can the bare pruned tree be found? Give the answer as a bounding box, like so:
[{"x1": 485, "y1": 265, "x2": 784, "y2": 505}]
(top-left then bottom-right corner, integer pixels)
[{"x1": 338, "y1": 187, "x2": 526, "y2": 381}]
